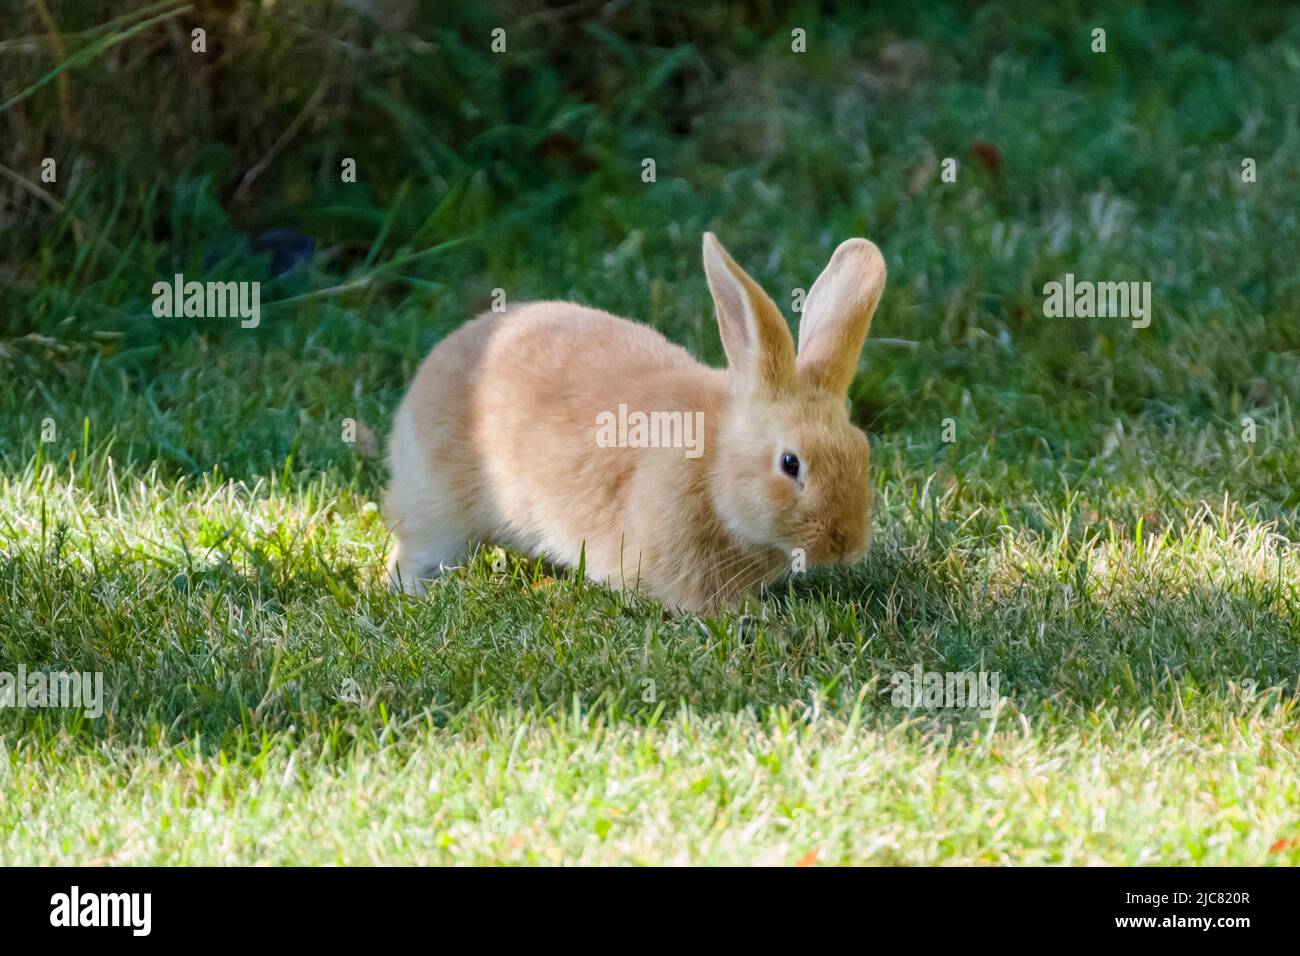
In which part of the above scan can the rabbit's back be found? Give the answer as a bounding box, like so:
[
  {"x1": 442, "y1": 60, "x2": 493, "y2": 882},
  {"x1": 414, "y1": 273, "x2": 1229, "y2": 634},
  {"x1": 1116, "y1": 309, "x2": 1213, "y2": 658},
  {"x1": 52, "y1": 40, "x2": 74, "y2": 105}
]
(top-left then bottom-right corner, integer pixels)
[{"x1": 389, "y1": 301, "x2": 725, "y2": 578}]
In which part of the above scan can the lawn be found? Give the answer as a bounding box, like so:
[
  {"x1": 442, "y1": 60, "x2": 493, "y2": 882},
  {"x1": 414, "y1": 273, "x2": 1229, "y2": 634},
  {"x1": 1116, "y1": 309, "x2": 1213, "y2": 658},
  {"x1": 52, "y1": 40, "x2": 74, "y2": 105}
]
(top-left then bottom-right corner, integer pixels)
[{"x1": 1, "y1": 1, "x2": 1298, "y2": 864}]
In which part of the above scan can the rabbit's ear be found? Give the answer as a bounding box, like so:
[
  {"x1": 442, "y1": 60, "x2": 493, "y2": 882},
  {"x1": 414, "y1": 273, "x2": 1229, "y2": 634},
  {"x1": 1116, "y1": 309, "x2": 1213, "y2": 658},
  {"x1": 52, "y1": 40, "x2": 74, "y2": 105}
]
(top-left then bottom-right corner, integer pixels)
[
  {"x1": 796, "y1": 239, "x2": 886, "y2": 395},
  {"x1": 702, "y1": 233, "x2": 795, "y2": 395}
]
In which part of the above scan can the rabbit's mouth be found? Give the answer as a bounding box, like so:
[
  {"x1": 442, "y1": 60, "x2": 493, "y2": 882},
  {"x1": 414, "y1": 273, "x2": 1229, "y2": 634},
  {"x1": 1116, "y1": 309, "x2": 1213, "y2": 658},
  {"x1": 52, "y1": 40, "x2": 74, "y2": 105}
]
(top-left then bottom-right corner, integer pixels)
[
  {"x1": 795, "y1": 516, "x2": 872, "y2": 566},
  {"x1": 841, "y1": 546, "x2": 872, "y2": 567},
  {"x1": 841, "y1": 522, "x2": 874, "y2": 566}
]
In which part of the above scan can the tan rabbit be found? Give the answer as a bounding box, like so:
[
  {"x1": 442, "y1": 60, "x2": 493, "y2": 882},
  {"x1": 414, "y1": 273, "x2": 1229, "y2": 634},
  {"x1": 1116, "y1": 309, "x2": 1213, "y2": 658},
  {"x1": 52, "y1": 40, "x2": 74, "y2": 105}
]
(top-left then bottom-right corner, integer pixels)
[{"x1": 386, "y1": 233, "x2": 886, "y2": 612}]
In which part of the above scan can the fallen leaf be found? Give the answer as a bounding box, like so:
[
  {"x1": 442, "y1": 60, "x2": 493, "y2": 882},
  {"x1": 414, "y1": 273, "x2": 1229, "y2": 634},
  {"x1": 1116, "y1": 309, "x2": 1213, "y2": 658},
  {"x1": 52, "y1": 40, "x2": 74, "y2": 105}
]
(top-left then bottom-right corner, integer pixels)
[{"x1": 970, "y1": 141, "x2": 1003, "y2": 177}]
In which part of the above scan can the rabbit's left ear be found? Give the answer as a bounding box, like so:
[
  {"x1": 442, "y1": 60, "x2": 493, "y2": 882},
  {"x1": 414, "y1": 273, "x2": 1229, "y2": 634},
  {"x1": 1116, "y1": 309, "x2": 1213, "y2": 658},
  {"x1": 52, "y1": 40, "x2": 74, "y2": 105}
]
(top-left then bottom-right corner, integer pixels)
[
  {"x1": 703, "y1": 233, "x2": 796, "y2": 396},
  {"x1": 796, "y1": 239, "x2": 887, "y2": 395}
]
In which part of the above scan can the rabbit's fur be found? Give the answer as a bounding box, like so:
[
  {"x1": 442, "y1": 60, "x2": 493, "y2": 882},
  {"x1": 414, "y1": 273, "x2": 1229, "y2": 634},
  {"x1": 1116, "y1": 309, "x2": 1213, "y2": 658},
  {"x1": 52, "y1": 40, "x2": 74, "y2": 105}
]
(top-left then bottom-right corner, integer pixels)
[{"x1": 386, "y1": 233, "x2": 886, "y2": 612}]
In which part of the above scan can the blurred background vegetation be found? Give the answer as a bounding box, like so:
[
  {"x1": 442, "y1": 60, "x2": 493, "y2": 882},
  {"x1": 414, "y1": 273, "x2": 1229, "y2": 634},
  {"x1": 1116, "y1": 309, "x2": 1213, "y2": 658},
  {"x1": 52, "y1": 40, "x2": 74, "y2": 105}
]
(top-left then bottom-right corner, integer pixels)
[{"x1": 1, "y1": 0, "x2": 1298, "y2": 514}]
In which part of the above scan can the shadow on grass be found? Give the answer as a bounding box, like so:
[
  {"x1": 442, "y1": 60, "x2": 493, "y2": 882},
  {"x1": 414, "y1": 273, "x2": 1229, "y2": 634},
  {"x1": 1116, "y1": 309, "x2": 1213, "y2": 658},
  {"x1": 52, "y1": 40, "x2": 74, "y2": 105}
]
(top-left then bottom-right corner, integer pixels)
[{"x1": 2, "y1": 530, "x2": 1297, "y2": 754}]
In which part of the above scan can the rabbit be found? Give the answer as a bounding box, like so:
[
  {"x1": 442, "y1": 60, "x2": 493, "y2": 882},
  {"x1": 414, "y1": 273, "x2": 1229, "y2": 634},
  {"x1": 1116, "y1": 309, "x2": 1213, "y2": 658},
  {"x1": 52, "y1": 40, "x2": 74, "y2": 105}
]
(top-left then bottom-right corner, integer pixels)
[{"x1": 385, "y1": 232, "x2": 887, "y2": 612}]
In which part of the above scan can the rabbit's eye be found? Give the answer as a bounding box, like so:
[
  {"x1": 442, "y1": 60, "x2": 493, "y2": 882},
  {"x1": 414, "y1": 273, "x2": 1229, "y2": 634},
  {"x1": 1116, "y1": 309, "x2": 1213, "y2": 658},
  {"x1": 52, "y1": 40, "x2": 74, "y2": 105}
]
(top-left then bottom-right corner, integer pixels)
[{"x1": 780, "y1": 452, "x2": 801, "y2": 479}]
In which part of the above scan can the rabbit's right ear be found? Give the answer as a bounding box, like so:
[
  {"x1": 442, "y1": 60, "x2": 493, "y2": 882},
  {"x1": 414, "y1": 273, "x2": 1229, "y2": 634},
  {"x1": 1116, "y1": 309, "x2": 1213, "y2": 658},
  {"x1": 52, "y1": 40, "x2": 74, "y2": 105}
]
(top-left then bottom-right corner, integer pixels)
[
  {"x1": 796, "y1": 239, "x2": 886, "y2": 395},
  {"x1": 702, "y1": 233, "x2": 796, "y2": 396}
]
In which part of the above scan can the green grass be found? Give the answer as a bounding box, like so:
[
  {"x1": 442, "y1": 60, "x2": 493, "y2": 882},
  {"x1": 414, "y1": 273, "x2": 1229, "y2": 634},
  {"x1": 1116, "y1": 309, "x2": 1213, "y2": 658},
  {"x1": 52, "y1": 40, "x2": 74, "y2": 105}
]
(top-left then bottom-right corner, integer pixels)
[{"x1": 1, "y1": 0, "x2": 1299, "y2": 864}]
